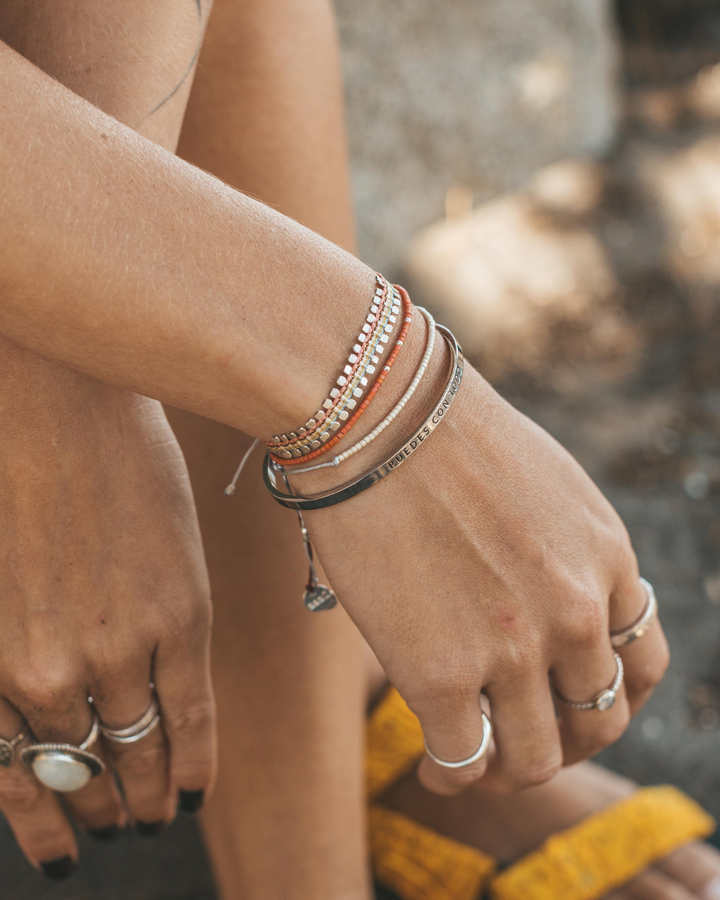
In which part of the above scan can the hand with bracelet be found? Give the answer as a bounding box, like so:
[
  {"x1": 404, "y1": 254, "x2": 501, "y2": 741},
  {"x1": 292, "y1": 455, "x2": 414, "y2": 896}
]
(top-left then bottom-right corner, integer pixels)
[{"x1": 0, "y1": 32, "x2": 668, "y2": 812}]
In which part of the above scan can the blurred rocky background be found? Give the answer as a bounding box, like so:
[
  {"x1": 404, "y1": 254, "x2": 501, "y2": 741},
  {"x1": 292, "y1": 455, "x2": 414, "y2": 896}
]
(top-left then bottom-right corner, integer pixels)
[{"x1": 5, "y1": 0, "x2": 720, "y2": 896}]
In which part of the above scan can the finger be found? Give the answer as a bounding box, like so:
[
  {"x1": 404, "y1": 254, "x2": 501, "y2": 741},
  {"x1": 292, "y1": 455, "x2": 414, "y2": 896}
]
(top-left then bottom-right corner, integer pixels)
[
  {"x1": 552, "y1": 634, "x2": 631, "y2": 765},
  {"x1": 658, "y1": 841, "x2": 720, "y2": 898},
  {"x1": 10, "y1": 673, "x2": 124, "y2": 834},
  {"x1": 610, "y1": 575, "x2": 669, "y2": 716},
  {"x1": 624, "y1": 866, "x2": 697, "y2": 899},
  {"x1": 91, "y1": 661, "x2": 174, "y2": 832},
  {"x1": 0, "y1": 698, "x2": 78, "y2": 877},
  {"x1": 153, "y1": 625, "x2": 216, "y2": 815},
  {"x1": 482, "y1": 672, "x2": 562, "y2": 792},
  {"x1": 413, "y1": 684, "x2": 491, "y2": 796}
]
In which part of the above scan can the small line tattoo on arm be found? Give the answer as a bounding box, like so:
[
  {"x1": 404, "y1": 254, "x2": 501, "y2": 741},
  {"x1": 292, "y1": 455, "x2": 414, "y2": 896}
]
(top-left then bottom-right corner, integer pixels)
[{"x1": 135, "y1": 0, "x2": 204, "y2": 128}]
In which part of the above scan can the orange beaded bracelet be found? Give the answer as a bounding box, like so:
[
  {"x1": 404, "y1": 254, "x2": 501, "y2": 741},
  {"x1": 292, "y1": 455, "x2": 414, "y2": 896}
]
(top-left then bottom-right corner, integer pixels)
[{"x1": 270, "y1": 285, "x2": 413, "y2": 467}]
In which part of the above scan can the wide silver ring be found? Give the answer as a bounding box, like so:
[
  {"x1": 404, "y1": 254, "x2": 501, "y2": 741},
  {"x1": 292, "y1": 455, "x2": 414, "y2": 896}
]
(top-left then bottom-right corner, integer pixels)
[
  {"x1": 21, "y1": 714, "x2": 105, "y2": 792},
  {"x1": 423, "y1": 712, "x2": 493, "y2": 769},
  {"x1": 100, "y1": 696, "x2": 161, "y2": 745},
  {"x1": 555, "y1": 653, "x2": 624, "y2": 712},
  {"x1": 0, "y1": 730, "x2": 25, "y2": 768},
  {"x1": 611, "y1": 578, "x2": 657, "y2": 648}
]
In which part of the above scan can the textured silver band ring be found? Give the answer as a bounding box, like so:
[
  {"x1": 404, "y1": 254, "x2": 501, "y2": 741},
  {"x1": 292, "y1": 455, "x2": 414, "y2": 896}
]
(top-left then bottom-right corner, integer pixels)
[
  {"x1": 21, "y1": 714, "x2": 105, "y2": 792},
  {"x1": 611, "y1": 577, "x2": 657, "y2": 648},
  {"x1": 555, "y1": 653, "x2": 624, "y2": 712},
  {"x1": 0, "y1": 730, "x2": 25, "y2": 768},
  {"x1": 100, "y1": 696, "x2": 161, "y2": 745},
  {"x1": 423, "y1": 712, "x2": 493, "y2": 769}
]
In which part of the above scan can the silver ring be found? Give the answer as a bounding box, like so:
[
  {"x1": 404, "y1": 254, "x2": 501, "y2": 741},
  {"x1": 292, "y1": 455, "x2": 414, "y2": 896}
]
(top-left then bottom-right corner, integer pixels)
[
  {"x1": 423, "y1": 712, "x2": 493, "y2": 769},
  {"x1": 611, "y1": 578, "x2": 657, "y2": 648},
  {"x1": 21, "y1": 714, "x2": 105, "y2": 792},
  {"x1": 100, "y1": 696, "x2": 161, "y2": 745},
  {"x1": 555, "y1": 653, "x2": 624, "y2": 712},
  {"x1": 0, "y1": 730, "x2": 25, "y2": 768}
]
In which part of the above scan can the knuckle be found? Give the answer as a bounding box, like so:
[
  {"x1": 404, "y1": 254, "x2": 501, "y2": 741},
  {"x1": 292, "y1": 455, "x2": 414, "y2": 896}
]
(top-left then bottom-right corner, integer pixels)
[
  {"x1": 588, "y1": 708, "x2": 631, "y2": 752},
  {"x1": 0, "y1": 774, "x2": 43, "y2": 814},
  {"x1": 15, "y1": 666, "x2": 79, "y2": 710},
  {"x1": 502, "y1": 754, "x2": 563, "y2": 790},
  {"x1": 561, "y1": 593, "x2": 607, "y2": 648},
  {"x1": 164, "y1": 702, "x2": 214, "y2": 741},
  {"x1": 631, "y1": 659, "x2": 666, "y2": 696},
  {"x1": 442, "y1": 762, "x2": 486, "y2": 791},
  {"x1": 114, "y1": 738, "x2": 166, "y2": 777},
  {"x1": 411, "y1": 663, "x2": 482, "y2": 708}
]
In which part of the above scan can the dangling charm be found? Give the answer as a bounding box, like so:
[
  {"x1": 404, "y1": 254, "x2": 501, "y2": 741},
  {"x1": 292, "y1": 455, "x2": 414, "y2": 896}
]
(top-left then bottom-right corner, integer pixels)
[{"x1": 297, "y1": 511, "x2": 337, "y2": 612}]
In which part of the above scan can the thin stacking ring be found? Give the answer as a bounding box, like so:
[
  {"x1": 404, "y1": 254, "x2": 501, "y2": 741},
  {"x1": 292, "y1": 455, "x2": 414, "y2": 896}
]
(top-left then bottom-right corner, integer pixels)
[
  {"x1": 0, "y1": 730, "x2": 25, "y2": 768},
  {"x1": 21, "y1": 714, "x2": 105, "y2": 792},
  {"x1": 100, "y1": 696, "x2": 161, "y2": 745},
  {"x1": 611, "y1": 578, "x2": 658, "y2": 648},
  {"x1": 423, "y1": 712, "x2": 493, "y2": 769},
  {"x1": 555, "y1": 653, "x2": 625, "y2": 712}
]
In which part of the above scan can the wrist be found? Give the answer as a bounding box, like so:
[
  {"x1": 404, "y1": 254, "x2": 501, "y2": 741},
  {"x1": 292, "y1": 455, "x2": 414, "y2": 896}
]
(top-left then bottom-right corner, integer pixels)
[{"x1": 283, "y1": 307, "x2": 450, "y2": 495}]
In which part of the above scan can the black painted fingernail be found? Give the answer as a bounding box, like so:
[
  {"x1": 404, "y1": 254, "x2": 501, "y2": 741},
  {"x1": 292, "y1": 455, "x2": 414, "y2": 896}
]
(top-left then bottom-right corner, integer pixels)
[
  {"x1": 179, "y1": 790, "x2": 204, "y2": 814},
  {"x1": 40, "y1": 856, "x2": 76, "y2": 880},
  {"x1": 88, "y1": 824, "x2": 122, "y2": 841},
  {"x1": 135, "y1": 820, "x2": 166, "y2": 836}
]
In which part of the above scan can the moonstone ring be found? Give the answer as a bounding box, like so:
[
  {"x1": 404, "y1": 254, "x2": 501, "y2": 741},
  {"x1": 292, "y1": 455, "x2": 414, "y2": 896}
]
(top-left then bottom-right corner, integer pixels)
[{"x1": 21, "y1": 715, "x2": 105, "y2": 792}]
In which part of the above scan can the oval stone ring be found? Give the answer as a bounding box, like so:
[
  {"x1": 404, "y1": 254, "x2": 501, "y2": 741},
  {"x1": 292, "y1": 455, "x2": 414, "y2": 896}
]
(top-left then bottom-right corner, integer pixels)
[
  {"x1": 554, "y1": 652, "x2": 625, "y2": 713},
  {"x1": 21, "y1": 714, "x2": 105, "y2": 793}
]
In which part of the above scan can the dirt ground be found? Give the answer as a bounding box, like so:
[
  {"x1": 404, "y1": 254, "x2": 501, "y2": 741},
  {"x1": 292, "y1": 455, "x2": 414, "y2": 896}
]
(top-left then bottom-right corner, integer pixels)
[{"x1": 3, "y1": 2, "x2": 720, "y2": 898}]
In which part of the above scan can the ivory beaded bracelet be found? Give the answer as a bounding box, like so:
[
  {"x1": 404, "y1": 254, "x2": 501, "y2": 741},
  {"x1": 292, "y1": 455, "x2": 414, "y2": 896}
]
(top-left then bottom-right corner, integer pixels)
[
  {"x1": 267, "y1": 275, "x2": 396, "y2": 452},
  {"x1": 268, "y1": 280, "x2": 400, "y2": 457},
  {"x1": 286, "y1": 305, "x2": 436, "y2": 475},
  {"x1": 263, "y1": 324, "x2": 464, "y2": 511},
  {"x1": 271, "y1": 287, "x2": 412, "y2": 465}
]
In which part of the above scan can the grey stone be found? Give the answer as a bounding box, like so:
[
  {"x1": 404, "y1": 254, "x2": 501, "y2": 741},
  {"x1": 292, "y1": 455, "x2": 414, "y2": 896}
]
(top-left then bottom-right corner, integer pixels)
[{"x1": 335, "y1": 0, "x2": 621, "y2": 275}]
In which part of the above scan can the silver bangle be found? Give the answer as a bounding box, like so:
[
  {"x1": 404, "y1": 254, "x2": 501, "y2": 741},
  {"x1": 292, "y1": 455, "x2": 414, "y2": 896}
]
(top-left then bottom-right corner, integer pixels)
[{"x1": 263, "y1": 324, "x2": 464, "y2": 511}]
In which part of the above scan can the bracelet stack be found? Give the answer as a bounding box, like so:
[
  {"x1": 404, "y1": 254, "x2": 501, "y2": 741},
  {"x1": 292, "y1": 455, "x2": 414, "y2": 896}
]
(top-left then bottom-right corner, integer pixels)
[
  {"x1": 224, "y1": 271, "x2": 466, "y2": 613},
  {"x1": 266, "y1": 274, "x2": 404, "y2": 460}
]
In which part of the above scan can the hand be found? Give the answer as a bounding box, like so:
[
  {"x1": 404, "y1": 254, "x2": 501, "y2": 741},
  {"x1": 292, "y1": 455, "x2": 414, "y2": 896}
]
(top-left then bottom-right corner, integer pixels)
[
  {"x1": 302, "y1": 348, "x2": 668, "y2": 795},
  {"x1": 0, "y1": 348, "x2": 214, "y2": 872}
]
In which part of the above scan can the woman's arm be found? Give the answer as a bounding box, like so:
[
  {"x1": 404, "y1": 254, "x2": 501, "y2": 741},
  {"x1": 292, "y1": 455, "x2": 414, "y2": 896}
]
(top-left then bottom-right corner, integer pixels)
[
  {"x1": 0, "y1": 37, "x2": 371, "y2": 436},
  {"x1": 0, "y1": 2, "x2": 217, "y2": 872},
  {"x1": 0, "y1": 34, "x2": 668, "y2": 793}
]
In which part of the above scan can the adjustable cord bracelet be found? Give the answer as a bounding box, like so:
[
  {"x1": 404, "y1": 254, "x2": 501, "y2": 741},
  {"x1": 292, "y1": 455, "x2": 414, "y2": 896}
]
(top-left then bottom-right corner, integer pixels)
[{"x1": 263, "y1": 324, "x2": 464, "y2": 511}]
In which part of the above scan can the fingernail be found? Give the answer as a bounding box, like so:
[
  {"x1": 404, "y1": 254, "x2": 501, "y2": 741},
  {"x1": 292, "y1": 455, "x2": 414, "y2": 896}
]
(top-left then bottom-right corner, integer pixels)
[
  {"x1": 135, "y1": 820, "x2": 166, "y2": 837},
  {"x1": 88, "y1": 824, "x2": 122, "y2": 841},
  {"x1": 179, "y1": 790, "x2": 204, "y2": 814},
  {"x1": 40, "y1": 856, "x2": 76, "y2": 880},
  {"x1": 701, "y1": 877, "x2": 720, "y2": 900}
]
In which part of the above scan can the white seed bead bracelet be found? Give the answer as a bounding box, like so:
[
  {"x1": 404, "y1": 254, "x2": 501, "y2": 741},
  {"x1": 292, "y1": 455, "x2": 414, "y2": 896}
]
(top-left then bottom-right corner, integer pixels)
[{"x1": 286, "y1": 307, "x2": 437, "y2": 474}]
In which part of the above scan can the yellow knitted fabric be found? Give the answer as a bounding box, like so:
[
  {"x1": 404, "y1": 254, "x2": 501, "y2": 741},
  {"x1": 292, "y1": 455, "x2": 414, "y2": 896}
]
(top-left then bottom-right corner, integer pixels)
[
  {"x1": 490, "y1": 785, "x2": 716, "y2": 900},
  {"x1": 366, "y1": 687, "x2": 426, "y2": 800},
  {"x1": 370, "y1": 805, "x2": 497, "y2": 900}
]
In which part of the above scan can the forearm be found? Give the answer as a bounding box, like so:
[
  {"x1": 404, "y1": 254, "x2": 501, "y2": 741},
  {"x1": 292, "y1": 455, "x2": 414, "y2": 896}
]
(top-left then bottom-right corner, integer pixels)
[{"x1": 0, "y1": 41, "x2": 374, "y2": 438}]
